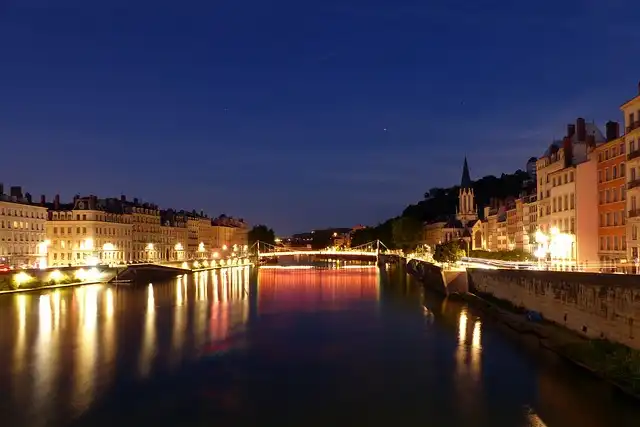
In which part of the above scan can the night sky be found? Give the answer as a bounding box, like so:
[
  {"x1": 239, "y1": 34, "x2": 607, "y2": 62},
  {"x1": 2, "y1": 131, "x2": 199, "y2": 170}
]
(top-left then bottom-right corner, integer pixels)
[{"x1": 1, "y1": 0, "x2": 639, "y2": 234}]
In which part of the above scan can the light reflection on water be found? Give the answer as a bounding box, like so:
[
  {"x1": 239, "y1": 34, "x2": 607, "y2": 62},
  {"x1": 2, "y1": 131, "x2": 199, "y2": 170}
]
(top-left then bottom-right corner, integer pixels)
[
  {"x1": 2, "y1": 266, "x2": 251, "y2": 427},
  {"x1": 0, "y1": 265, "x2": 639, "y2": 427}
]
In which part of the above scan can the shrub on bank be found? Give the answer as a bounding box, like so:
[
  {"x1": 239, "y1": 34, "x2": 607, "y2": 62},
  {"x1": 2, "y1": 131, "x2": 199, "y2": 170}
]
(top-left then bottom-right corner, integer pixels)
[{"x1": 561, "y1": 339, "x2": 640, "y2": 394}]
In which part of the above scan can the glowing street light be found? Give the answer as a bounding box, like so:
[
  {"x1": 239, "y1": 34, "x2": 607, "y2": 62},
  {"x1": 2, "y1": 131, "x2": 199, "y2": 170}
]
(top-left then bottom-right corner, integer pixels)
[
  {"x1": 175, "y1": 243, "x2": 184, "y2": 251},
  {"x1": 198, "y1": 242, "x2": 205, "y2": 252}
]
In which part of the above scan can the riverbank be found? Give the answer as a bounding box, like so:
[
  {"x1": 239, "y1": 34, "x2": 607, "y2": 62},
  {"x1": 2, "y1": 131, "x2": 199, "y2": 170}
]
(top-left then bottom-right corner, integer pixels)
[
  {"x1": 459, "y1": 290, "x2": 640, "y2": 399},
  {"x1": 0, "y1": 279, "x2": 107, "y2": 295}
]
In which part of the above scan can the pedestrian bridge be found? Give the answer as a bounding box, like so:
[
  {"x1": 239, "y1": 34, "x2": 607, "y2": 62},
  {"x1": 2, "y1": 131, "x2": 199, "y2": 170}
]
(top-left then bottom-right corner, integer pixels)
[{"x1": 256, "y1": 240, "x2": 388, "y2": 258}]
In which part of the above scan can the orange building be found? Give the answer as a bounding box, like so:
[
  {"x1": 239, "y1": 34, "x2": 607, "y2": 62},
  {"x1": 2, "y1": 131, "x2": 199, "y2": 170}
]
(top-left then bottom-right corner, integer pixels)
[{"x1": 596, "y1": 121, "x2": 626, "y2": 270}]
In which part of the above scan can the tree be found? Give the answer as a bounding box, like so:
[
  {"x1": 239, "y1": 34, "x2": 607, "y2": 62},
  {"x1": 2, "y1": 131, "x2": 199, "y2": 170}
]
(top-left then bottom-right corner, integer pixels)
[
  {"x1": 392, "y1": 216, "x2": 423, "y2": 251},
  {"x1": 433, "y1": 241, "x2": 464, "y2": 264},
  {"x1": 248, "y1": 225, "x2": 275, "y2": 245}
]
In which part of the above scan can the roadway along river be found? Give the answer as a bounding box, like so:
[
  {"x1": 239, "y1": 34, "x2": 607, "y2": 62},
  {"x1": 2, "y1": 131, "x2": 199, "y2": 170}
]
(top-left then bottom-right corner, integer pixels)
[{"x1": 0, "y1": 263, "x2": 638, "y2": 426}]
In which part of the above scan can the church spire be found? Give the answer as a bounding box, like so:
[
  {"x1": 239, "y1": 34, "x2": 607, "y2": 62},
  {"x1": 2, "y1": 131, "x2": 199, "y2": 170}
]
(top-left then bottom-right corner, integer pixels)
[{"x1": 460, "y1": 157, "x2": 472, "y2": 188}]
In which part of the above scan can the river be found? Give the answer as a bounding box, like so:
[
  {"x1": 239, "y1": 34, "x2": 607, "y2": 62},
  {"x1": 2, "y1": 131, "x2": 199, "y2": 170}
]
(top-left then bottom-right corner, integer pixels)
[{"x1": 0, "y1": 264, "x2": 638, "y2": 427}]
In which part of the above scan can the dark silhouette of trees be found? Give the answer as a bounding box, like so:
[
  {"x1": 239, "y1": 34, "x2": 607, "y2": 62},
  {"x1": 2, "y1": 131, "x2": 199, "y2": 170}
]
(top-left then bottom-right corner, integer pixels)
[{"x1": 248, "y1": 225, "x2": 275, "y2": 245}]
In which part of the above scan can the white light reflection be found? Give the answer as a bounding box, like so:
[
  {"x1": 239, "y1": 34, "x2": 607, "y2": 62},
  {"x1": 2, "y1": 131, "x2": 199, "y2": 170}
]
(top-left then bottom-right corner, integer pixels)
[
  {"x1": 102, "y1": 288, "x2": 116, "y2": 390},
  {"x1": 138, "y1": 284, "x2": 156, "y2": 378},
  {"x1": 72, "y1": 285, "x2": 99, "y2": 416},
  {"x1": 14, "y1": 295, "x2": 27, "y2": 373},
  {"x1": 171, "y1": 277, "x2": 187, "y2": 367},
  {"x1": 34, "y1": 294, "x2": 56, "y2": 420}
]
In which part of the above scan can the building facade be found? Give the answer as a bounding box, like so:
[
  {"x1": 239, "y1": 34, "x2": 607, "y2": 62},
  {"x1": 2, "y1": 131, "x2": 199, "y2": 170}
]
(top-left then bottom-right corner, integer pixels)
[
  {"x1": 596, "y1": 122, "x2": 626, "y2": 270},
  {"x1": 623, "y1": 84, "x2": 640, "y2": 265},
  {"x1": 46, "y1": 195, "x2": 133, "y2": 267},
  {"x1": 536, "y1": 118, "x2": 603, "y2": 268},
  {"x1": 0, "y1": 185, "x2": 48, "y2": 268}
]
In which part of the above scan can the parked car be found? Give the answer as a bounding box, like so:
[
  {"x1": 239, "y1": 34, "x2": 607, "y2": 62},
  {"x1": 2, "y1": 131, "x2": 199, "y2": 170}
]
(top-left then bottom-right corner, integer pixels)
[{"x1": 0, "y1": 264, "x2": 11, "y2": 273}]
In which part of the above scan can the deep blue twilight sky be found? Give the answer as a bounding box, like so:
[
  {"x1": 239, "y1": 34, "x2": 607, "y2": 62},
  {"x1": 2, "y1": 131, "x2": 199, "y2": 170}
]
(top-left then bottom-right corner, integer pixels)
[{"x1": 1, "y1": 0, "x2": 639, "y2": 234}]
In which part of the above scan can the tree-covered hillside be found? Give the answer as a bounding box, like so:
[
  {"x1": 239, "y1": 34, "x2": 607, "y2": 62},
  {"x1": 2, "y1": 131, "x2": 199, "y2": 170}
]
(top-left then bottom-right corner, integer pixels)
[{"x1": 351, "y1": 169, "x2": 530, "y2": 248}]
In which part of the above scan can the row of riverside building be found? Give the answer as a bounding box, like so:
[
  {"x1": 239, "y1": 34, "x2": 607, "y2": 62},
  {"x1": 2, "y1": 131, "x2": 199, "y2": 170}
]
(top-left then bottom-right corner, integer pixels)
[
  {"x1": 423, "y1": 81, "x2": 640, "y2": 272},
  {"x1": 0, "y1": 188, "x2": 249, "y2": 268}
]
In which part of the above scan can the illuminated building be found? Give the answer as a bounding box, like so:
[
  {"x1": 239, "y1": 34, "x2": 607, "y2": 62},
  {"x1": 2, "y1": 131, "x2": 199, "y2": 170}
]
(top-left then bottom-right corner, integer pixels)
[
  {"x1": 595, "y1": 121, "x2": 626, "y2": 270},
  {"x1": 211, "y1": 215, "x2": 249, "y2": 250},
  {"x1": 46, "y1": 195, "x2": 133, "y2": 266},
  {"x1": 121, "y1": 198, "x2": 162, "y2": 262},
  {"x1": 0, "y1": 185, "x2": 48, "y2": 267},
  {"x1": 536, "y1": 118, "x2": 603, "y2": 268},
  {"x1": 522, "y1": 194, "x2": 538, "y2": 253},
  {"x1": 623, "y1": 83, "x2": 640, "y2": 266},
  {"x1": 424, "y1": 158, "x2": 483, "y2": 251},
  {"x1": 160, "y1": 209, "x2": 188, "y2": 261}
]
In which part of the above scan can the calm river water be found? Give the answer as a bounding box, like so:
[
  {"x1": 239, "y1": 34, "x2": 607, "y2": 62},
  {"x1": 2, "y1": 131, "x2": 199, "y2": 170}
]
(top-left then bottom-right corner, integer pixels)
[{"x1": 0, "y1": 264, "x2": 638, "y2": 427}]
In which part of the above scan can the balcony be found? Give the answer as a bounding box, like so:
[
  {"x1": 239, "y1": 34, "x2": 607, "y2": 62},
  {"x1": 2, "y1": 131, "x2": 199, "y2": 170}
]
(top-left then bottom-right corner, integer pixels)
[
  {"x1": 626, "y1": 121, "x2": 640, "y2": 133},
  {"x1": 628, "y1": 150, "x2": 640, "y2": 161},
  {"x1": 628, "y1": 179, "x2": 640, "y2": 190},
  {"x1": 629, "y1": 210, "x2": 640, "y2": 218}
]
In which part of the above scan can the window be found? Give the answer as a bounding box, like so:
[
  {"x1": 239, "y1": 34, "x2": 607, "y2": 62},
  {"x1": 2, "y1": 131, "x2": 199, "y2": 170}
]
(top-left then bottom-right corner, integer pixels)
[
  {"x1": 614, "y1": 236, "x2": 619, "y2": 250},
  {"x1": 598, "y1": 170, "x2": 603, "y2": 183},
  {"x1": 570, "y1": 217, "x2": 575, "y2": 234},
  {"x1": 621, "y1": 143, "x2": 626, "y2": 154},
  {"x1": 605, "y1": 189, "x2": 610, "y2": 203},
  {"x1": 613, "y1": 165, "x2": 618, "y2": 178},
  {"x1": 599, "y1": 152, "x2": 603, "y2": 162},
  {"x1": 82, "y1": 214, "x2": 86, "y2": 220},
  {"x1": 552, "y1": 198, "x2": 556, "y2": 212},
  {"x1": 564, "y1": 174, "x2": 568, "y2": 184},
  {"x1": 607, "y1": 236, "x2": 611, "y2": 250},
  {"x1": 606, "y1": 212, "x2": 611, "y2": 226},
  {"x1": 600, "y1": 236, "x2": 605, "y2": 250},
  {"x1": 633, "y1": 195, "x2": 638, "y2": 211},
  {"x1": 552, "y1": 177, "x2": 556, "y2": 187},
  {"x1": 564, "y1": 195, "x2": 568, "y2": 211},
  {"x1": 632, "y1": 140, "x2": 636, "y2": 153},
  {"x1": 614, "y1": 211, "x2": 619, "y2": 226},
  {"x1": 621, "y1": 163, "x2": 626, "y2": 177},
  {"x1": 606, "y1": 168, "x2": 611, "y2": 181},
  {"x1": 599, "y1": 191, "x2": 604, "y2": 205},
  {"x1": 622, "y1": 210, "x2": 627, "y2": 225},
  {"x1": 633, "y1": 167, "x2": 637, "y2": 181},
  {"x1": 613, "y1": 146, "x2": 617, "y2": 157},
  {"x1": 600, "y1": 213, "x2": 605, "y2": 226},
  {"x1": 569, "y1": 171, "x2": 574, "y2": 182},
  {"x1": 613, "y1": 188, "x2": 618, "y2": 202}
]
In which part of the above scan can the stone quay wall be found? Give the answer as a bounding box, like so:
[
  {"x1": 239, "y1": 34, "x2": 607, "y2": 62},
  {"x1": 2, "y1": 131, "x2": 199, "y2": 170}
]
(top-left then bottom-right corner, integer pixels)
[
  {"x1": 407, "y1": 259, "x2": 468, "y2": 295},
  {"x1": 467, "y1": 269, "x2": 640, "y2": 350}
]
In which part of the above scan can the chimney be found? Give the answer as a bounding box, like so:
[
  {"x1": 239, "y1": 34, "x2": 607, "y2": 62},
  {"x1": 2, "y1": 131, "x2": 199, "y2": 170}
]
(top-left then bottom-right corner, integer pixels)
[
  {"x1": 606, "y1": 121, "x2": 620, "y2": 141},
  {"x1": 54, "y1": 194, "x2": 60, "y2": 210},
  {"x1": 25, "y1": 192, "x2": 32, "y2": 203},
  {"x1": 563, "y1": 136, "x2": 573, "y2": 168},
  {"x1": 133, "y1": 197, "x2": 139, "y2": 204},
  {"x1": 0, "y1": 183, "x2": 3, "y2": 195},
  {"x1": 40, "y1": 195, "x2": 46, "y2": 205},
  {"x1": 576, "y1": 118, "x2": 586, "y2": 141},
  {"x1": 200, "y1": 210, "x2": 204, "y2": 217},
  {"x1": 586, "y1": 134, "x2": 596, "y2": 148},
  {"x1": 121, "y1": 194, "x2": 126, "y2": 202},
  {"x1": 10, "y1": 186, "x2": 23, "y2": 199},
  {"x1": 567, "y1": 124, "x2": 576, "y2": 138}
]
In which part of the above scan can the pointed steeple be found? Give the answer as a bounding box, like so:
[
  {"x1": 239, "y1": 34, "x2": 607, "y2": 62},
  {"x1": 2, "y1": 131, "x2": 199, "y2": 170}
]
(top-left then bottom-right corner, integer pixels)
[{"x1": 460, "y1": 157, "x2": 472, "y2": 188}]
